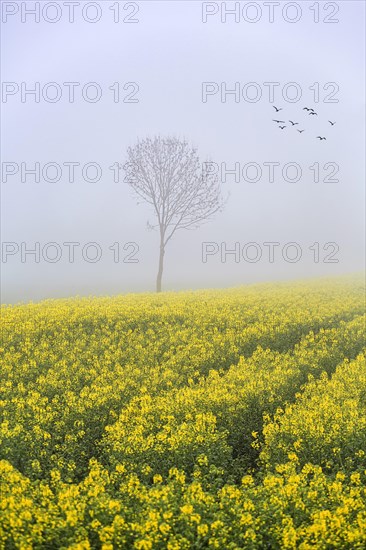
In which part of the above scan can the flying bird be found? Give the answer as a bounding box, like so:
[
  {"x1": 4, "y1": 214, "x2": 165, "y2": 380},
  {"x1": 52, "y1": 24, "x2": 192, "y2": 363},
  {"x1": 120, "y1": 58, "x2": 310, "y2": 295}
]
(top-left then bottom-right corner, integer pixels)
[
  {"x1": 309, "y1": 111, "x2": 318, "y2": 116},
  {"x1": 279, "y1": 126, "x2": 286, "y2": 130},
  {"x1": 297, "y1": 129, "x2": 305, "y2": 133},
  {"x1": 289, "y1": 121, "x2": 299, "y2": 126},
  {"x1": 328, "y1": 120, "x2": 336, "y2": 126},
  {"x1": 317, "y1": 136, "x2": 327, "y2": 140},
  {"x1": 273, "y1": 106, "x2": 282, "y2": 112},
  {"x1": 273, "y1": 119, "x2": 285, "y2": 123},
  {"x1": 303, "y1": 107, "x2": 312, "y2": 111}
]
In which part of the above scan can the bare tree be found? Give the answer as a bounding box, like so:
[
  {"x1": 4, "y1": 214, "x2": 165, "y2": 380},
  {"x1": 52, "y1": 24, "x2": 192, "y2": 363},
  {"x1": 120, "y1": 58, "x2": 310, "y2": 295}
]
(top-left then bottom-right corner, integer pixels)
[{"x1": 125, "y1": 136, "x2": 224, "y2": 292}]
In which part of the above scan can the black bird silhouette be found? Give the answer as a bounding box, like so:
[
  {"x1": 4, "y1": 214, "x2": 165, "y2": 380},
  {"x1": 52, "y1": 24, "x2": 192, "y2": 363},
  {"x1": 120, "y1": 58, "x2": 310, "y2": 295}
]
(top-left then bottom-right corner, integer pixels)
[
  {"x1": 273, "y1": 106, "x2": 282, "y2": 112},
  {"x1": 289, "y1": 121, "x2": 299, "y2": 126},
  {"x1": 297, "y1": 129, "x2": 305, "y2": 133},
  {"x1": 309, "y1": 111, "x2": 318, "y2": 116},
  {"x1": 317, "y1": 136, "x2": 326, "y2": 140},
  {"x1": 273, "y1": 119, "x2": 285, "y2": 123},
  {"x1": 303, "y1": 107, "x2": 312, "y2": 111},
  {"x1": 328, "y1": 120, "x2": 336, "y2": 126},
  {"x1": 279, "y1": 126, "x2": 286, "y2": 130}
]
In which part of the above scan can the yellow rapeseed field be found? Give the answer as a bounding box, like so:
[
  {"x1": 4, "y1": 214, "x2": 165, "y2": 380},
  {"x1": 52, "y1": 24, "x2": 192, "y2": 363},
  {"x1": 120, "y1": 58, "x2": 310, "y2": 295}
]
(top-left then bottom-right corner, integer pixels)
[{"x1": 1, "y1": 276, "x2": 365, "y2": 549}]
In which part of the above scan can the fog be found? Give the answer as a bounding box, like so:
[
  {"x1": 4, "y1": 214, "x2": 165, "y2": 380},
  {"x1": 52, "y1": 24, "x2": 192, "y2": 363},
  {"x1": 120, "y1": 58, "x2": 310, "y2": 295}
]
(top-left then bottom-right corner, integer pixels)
[{"x1": 1, "y1": 1, "x2": 365, "y2": 303}]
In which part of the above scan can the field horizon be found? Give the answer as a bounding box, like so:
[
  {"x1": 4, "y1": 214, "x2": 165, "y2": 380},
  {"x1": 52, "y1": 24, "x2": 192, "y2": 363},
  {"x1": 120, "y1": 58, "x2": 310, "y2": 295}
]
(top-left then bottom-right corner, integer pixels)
[{"x1": 2, "y1": 271, "x2": 365, "y2": 308}]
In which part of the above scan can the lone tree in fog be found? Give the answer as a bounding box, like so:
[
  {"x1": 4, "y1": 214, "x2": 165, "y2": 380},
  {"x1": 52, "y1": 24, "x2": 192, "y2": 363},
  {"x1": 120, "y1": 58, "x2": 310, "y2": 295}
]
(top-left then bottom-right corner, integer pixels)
[{"x1": 125, "y1": 136, "x2": 224, "y2": 292}]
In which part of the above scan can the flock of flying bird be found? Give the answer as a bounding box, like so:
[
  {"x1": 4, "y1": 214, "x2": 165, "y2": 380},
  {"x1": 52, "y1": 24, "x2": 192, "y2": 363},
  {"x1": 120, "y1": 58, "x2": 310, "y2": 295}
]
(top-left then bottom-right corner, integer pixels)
[{"x1": 272, "y1": 106, "x2": 336, "y2": 140}]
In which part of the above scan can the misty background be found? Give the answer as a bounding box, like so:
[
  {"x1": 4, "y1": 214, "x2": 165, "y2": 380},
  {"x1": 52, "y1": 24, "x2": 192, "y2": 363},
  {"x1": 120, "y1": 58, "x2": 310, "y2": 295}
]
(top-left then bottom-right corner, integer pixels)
[{"x1": 1, "y1": 0, "x2": 365, "y2": 303}]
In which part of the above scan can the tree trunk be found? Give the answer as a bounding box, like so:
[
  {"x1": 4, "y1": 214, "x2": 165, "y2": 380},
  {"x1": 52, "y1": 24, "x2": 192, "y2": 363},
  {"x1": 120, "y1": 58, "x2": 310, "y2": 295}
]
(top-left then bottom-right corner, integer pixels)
[{"x1": 156, "y1": 244, "x2": 165, "y2": 293}]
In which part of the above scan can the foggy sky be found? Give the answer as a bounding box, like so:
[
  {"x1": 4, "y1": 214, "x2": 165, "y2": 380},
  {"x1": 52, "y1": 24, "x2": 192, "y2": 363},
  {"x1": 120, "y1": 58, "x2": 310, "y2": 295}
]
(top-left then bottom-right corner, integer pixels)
[{"x1": 1, "y1": 0, "x2": 365, "y2": 303}]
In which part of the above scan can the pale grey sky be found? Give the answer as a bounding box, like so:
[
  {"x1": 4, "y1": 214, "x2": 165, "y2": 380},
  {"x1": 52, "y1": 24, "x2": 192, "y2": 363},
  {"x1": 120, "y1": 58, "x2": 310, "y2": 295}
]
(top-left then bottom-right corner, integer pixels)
[{"x1": 1, "y1": 1, "x2": 365, "y2": 302}]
